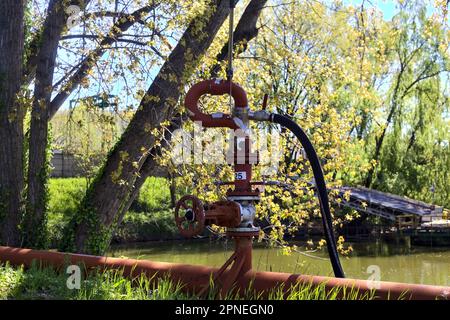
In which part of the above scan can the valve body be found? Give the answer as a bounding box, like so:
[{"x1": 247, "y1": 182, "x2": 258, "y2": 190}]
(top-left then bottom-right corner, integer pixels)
[{"x1": 176, "y1": 79, "x2": 260, "y2": 237}]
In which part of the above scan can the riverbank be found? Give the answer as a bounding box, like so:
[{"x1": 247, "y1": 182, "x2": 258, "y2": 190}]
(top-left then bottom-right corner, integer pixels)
[
  {"x1": 47, "y1": 178, "x2": 450, "y2": 248},
  {"x1": 0, "y1": 262, "x2": 190, "y2": 300},
  {"x1": 47, "y1": 177, "x2": 181, "y2": 247}
]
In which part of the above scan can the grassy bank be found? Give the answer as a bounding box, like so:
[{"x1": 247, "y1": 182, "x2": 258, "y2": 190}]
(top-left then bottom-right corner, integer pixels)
[
  {"x1": 48, "y1": 177, "x2": 179, "y2": 246},
  {"x1": 0, "y1": 262, "x2": 188, "y2": 300},
  {"x1": 0, "y1": 263, "x2": 376, "y2": 300}
]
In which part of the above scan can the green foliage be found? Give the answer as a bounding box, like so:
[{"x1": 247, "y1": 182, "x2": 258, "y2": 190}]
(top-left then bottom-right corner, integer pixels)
[
  {"x1": 135, "y1": 177, "x2": 172, "y2": 212},
  {"x1": 58, "y1": 203, "x2": 112, "y2": 255},
  {"x1": 115, "y1": 210, "x2": 178, "y2": 243},
  {"x1": 51, "y1": 102, "x2": 130, "y2": 180},
  {"x1": 47, "y1": 177, "x2": 176, "y2": 247},
  {"x1": 0, "y1": 263, "x2": 377, "y2": 300},
  {"x1": 0, "y1": 262, "x2": 189, "y2": 300},
  {"x1": 47, "y1": 178, "x2": 87, "y2": 246},
  {"x1": 362, "y1": 3, "x2": 450, "y2": 208},
  {"x1": 265, "y1": 282, "x2": 376, "y2": 300}
]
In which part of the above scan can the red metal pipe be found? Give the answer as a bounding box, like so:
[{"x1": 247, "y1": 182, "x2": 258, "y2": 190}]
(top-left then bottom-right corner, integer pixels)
[
  {"x1": 0, "y1": 246, "x2": 448, "y2": 300},
  {"x1": 184, "y1": 79, "x2": 248, "y2": 129}
]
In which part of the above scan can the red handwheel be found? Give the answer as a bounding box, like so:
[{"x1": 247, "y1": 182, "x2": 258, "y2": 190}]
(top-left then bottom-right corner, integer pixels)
[{"x1": 174, "y1": 195, "x2": 205, "y2": 237}]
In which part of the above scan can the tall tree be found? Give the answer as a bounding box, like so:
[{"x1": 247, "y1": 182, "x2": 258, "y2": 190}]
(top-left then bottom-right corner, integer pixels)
[
  {"x1": 0, "y1": 1, "x2": 26, "y2": 246},
  {"x1": 22, "y1": 0, "x2": 92, "y2": 248},
  {"x1": 364, "y1": 3, "x2": 449, "y2": 188}
]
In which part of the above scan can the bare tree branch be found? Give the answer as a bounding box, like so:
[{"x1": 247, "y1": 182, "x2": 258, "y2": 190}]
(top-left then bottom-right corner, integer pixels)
[
  {"x1": 48, "y1": 4, "x2": 158, "y2": 119},
  {"x1": 23, "y1": 0, "x2": 91, "y2": 86}
]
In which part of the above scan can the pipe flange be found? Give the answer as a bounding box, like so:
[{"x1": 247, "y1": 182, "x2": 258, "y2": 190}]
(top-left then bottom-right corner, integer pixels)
[
  {"x1": 226, "y1": 229, "x2": 260, "y2": 238},
  {"x1": 227, "y1": 195, "x2": 260, "y2": 201}
]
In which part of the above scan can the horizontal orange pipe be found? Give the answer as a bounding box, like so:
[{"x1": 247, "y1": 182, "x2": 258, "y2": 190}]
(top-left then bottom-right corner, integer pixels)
[{"x1": 0, "y1": 246, "x2": 448, "y2": 300}]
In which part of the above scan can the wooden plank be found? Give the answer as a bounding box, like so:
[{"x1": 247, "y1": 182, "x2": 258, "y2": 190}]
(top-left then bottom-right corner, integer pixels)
[{"x1": 338, "y1": 186, "x2": 443, "y2": 217}]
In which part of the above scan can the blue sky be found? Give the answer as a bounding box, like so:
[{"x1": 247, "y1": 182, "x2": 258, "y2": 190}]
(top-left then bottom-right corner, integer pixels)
[
  {"x1": 376, "y1": 1, "x2": 398, "y2": 19},
  {"x1": 343, "y1": 0, "x2": 441, "y2": 20},
  {"x1": 343, "y1": 0, "x2": 398, "y2": 20}
]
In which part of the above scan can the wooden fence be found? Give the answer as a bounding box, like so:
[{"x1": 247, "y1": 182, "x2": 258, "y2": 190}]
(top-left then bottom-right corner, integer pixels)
[{"x1": 50, "y1": 150, "x2": 83, "y2": 177}]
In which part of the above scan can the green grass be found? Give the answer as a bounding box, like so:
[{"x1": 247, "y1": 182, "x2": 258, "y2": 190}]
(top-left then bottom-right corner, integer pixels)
[
  {"x1": 47, "y1": 177, "x2": 177, "y2": 246},
  {"x1": 115, "y1": 177, "x2": 179, "y2": 242},
  {"x1": 135, "y1": 177, "x2": 172, "y2": 212},
  {"x1": 0, "y1": 263, "x2": 377, "y2": 300},
  {"x1": 47, "y1": 178, "x2": 87, "y2": 246},
  {"x1": 0, "y1": 262, "x2": 189, "y2": 300}
]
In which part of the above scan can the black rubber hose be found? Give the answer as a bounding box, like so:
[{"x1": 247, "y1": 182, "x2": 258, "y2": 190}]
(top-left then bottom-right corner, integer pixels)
[{"x1": 270, "y1": 113, "x2": 345, "y2": 278}]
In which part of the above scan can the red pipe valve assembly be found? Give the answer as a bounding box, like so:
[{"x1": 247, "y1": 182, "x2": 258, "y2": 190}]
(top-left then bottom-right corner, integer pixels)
[
  {"x1": 178, "y1": 78, "x2": 261, "y2": 237},
  {"x1": 175, "y1": 78, "x2": 262, "y2": 297}
]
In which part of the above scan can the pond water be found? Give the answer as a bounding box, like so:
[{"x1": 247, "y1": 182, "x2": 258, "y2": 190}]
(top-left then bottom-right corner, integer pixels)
[{"x1": 109, "y1": 239, "x2": 450, "y2": 287}]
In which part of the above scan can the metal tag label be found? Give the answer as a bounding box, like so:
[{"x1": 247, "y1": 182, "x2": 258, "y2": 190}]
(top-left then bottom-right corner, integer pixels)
[{"x1": 235, "y1": 171, "x2": 247, "y2": 180}]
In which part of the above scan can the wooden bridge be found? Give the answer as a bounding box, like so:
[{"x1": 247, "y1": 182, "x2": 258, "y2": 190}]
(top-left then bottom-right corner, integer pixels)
[{"x1": 336, "y1": 186, "x2": 443, "y2": 223}]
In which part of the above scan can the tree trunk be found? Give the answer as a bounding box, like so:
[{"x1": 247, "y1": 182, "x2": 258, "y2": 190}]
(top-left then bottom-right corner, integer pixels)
[
  {"x1": 169, "y1": 174, "x2": 177, "y2": 208},
  {"x1": 62, "y1": 0, "x2": 236, "y2": 254},
  {"x1": 0, "y1": 1, "x2": 25, "y2": 246},
  {"x1": 210, "y1": 0, "x2": 267, "y2": 77},
  {"x1": 22, "y1": 0, "x2": 68, "y2": 248},
  {"x1": 364, "y1": 67, "x2": 404, "y2": 188},
  {"x1": 363, "y1": 102, "x2": 396, "y2": 188},
  {"x1": 114, "y1": 116, "x2": 182, "y2": 228}
]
